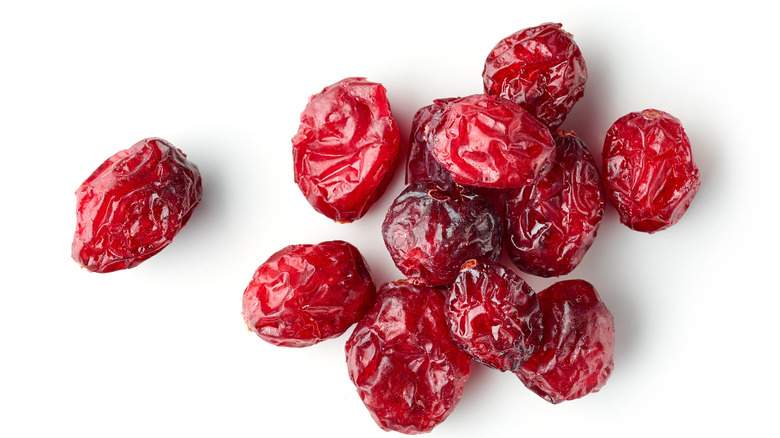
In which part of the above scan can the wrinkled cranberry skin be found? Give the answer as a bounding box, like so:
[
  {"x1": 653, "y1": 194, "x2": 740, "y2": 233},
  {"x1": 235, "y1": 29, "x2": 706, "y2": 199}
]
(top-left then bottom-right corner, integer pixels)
[
  {"x1": 445, "y1": 260, "x2": 542, "y2": 372},
  {"x1": 427, "y1": 94, "x2": 555, "y2": 189},
  {"x1": 71, "y1": 137, "x2": 202, "y2": 273},
  {"x1": 405, "y1": 98, "x2": 457, "y2": 185},
  {"x1": 603, "y1": 109, "x2": 700, "y2": 233},
  {"x1": 382, "y1": 180, "x2": 502, "y2": 286},
  {"x1": 346, "y1": 281, "x2": 471, "y2": 434},
  {"x1": 505, "y1": 132, "x2": 605, "y2": 277},
  {"x1": 292, "y1": 77, "x2": 401, "y2": 222},
  {"x1": 242, "y1": 240, "x2": 376, "y2": 348},
  {"x1": 483, "y1": 22, "x2": 587, "y2": 129},
  {"x1": 516, "y1": 279, "x2": 615, "y2": 404}
]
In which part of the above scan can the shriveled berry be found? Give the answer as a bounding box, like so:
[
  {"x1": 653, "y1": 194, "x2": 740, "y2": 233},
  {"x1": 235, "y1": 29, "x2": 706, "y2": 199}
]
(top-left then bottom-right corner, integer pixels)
[
  {"x1": 445, "y1": 260, "x2": 542, "y2": 372},
  {"x1": 405, "y1": 98, "x2": 457, "y2": 185},
  {"x1": 346, "y1": 281, "x2": 471, "y2": 434},
  {"x1": 516, "y1": 279, "x2": 614, "y2": 404},
  {"x1": 242, "y1": 240, "x2": 375, "y2": 348},
  {"x1": 382, "y1": 180, "x2": 502, "y2": 286},
  {"x1": 427, "y1": 94, "x2": 555, "y2": 189},
  {"x1": 71, "y1": 137, "x2": 202, "y2": 273},
  {"x1": 292, "y1": 77, "x2": 401, "y2": 222},
  {"x1": 603, "y1": 109, "x2": 700, "y2": 233},
  {"x1": 483, "y1": 22, "x2": 587, "y2": 129},
  {"x1": 505, "y1": 131, "x2": 605, "y2": 277}
]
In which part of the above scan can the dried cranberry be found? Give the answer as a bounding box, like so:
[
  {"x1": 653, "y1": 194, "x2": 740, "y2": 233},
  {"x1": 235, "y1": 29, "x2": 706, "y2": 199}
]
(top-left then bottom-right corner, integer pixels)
[
  {"x1": 71, "y1": 137, "x2": 202, "y2": 273},
  {"x1": 445, "y1": 260, "x2": 542, "y2": 372},
  {"x1": 345, "y1": 281, "x2": 471, "y2": 434},
  {"x1": 602, "y1": 109, "x2": 701, "y2": 233},
  {"x1": 505, "y1": 131, "x2": 605, "y2": 277},
  {"x1": 515, "y1": 279, "x2": 614, "y2": 404},
  {"x1": 405, "y1": 98, "x2": 457, "y2": 185},
  {"x1": 241, "y1": 240, "x2": 376, "y2": 347},
  {"x1": 292, "y1": 77, "x2": 401, "y2": 222},
  {"x1": 482, "y1": 22, "x2": 587, "y2": 129},
  {"x1": 427, "y1": 94, "x2": 555, "y2": 189},
  {"x1": 382, "y1": 180, "x2": 502, "y2": 286}
]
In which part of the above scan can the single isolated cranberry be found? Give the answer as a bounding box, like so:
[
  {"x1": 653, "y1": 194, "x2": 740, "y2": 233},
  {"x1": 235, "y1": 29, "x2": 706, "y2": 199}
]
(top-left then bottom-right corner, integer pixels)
[
  {"x1": 292, "y1": 77, "x2": 401, "y2": 222},
  {"x1": 505, "y1": 131, "x2": 606, "y2": 277},
  {"x1": 602, "y1": 109, "x2": 701, "y2": 233},
  {"x1": 242, "y1": 240, "x2": 376, "y2": 347},
  {"x1": 445, "y1": 259, "x2": 543, "y2": 372},
  {"x1": 71, "y1": 137, "x2": 202, "y2": 273},
  {"x1": 516, "y1": 279, "x2": 615, "y2": 404},
  {"x1": 482, "y1": 22, "x2": 587, "y2": 129},
  {"x1": 427, "y1": 94, "x2": 556, "y2": 189},
  {"x1": 405, "y1": 98, "x2": 457, "y2": 185},
  {"x1": 382, "y1": 180, "x2": 502, "y2": 286},
  {"x1": 345, "y1": 281, "x2": 471, "y2": 434}
]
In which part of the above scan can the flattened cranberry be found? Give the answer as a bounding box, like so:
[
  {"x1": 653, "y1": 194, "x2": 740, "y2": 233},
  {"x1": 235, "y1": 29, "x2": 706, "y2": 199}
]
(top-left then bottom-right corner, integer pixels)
[
  {"x1": 292, "y1": 77, "x2": 401, "y2": 222},
  {"x1": 241, "y1": 240, "x2": 375, "y2": 347},
  {"x1": 346, "y1": 281, "x2": 471, "y2": 434},
  {"x1": 71, "y1": 137, "x2": 202, "y2": 273},
  {"x1": 382, "y1": 180, "x2": 502, "y2": 286},
  {"x1": 505, "y1": 131, "x2": 605, "y2": 277},
  {"x1": 483, "y1": 22, "x2": 587, "y2": 129},
  {"x1": 427, "y1": 94, "x2": 555, "y2": 189},
  {"x1": 445, "y1": 260, "x2": 542, "y2": 372},
  {"x1": 516, "y1": 279, "x2": 615, "y2": 404},
  {"x1": 405, "y1": 98, "x2": 457, "y2": 185}
]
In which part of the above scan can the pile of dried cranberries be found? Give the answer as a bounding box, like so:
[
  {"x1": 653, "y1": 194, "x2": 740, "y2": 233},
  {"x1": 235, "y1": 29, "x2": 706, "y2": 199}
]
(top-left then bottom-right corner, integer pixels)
[{"x1": 72, "y1": 22, "x2": 700, "y2": 435}]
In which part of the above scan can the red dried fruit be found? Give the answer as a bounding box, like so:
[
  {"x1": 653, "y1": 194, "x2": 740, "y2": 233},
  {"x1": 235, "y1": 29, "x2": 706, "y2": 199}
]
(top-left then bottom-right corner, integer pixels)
[
  {"x1": 482, "y1": 22, "x2": 587, "y2": 129},
  {"x1": 292, "y1": 77, "x2": 401, "y2": 222},
  {"x1": 505, "y1": 131, "x2": 605, "y2": 277},
  {"x1": 382, "y1": 180, "x2": 502, "y2": 286},
  {"x1": 71, "y1": 137, "x2": 202, "y2": 273},
  {"x1": 427, "y1": 94, "x2": 555, "y2": 189},
  {"x1": 242, "y1": 240, "x2": 376, "y2": 347},
  {"x1": 445, "y1": 259, "x2": 542, "y2": 372},
  {"x1": 405, "y1": 98, "x2": 457, "y2": 185},
  {"x1": 346, "y1": 281, "x2": 471, "y2": 434},
  {"x1": 602, "y1": 109, "x2": 700, "y2": 233},
  {"x1": 515, "y1": 279, "x2": 614, "y2": 404}
]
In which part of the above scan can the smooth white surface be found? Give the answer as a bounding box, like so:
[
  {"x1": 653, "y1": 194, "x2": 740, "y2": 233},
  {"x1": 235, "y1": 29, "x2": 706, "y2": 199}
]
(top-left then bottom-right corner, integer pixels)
[{"x1": 1, "y1": 1, "x2": 778, "y2": 436}]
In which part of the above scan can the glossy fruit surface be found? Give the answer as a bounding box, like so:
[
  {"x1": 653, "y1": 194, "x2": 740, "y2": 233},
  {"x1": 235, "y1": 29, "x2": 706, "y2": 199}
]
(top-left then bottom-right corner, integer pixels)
[
  {"x1": 602, "y1": 109, "x2": 700, "y2": 233},
  {"x1": 382, "y1": 180, "x2": 502, "y2": 286},
  {"x1": 71, "y1": 137, "x2": 202, "y2": 273},
  {"x1": 292, "y1": 77, "x2": 401, "y2": 222},
  {"x1": 516, "y1": 279, "x2": 614, "y2": 404},
  {"x1": 242, "y1": 240, "x2": 375, "y2": 347},
  {"x1": 405, "y1": 98, "x2": 456, "y2": 185},
  {"x1": 445, "y1": 260, "x2": 542, "y2": 371},
  {"x1": 346, "y1": 281, "x2": 471, "y2": 434},
  {"x1": 483, "y1": 22, "x2": 587, "y2": 129},
  {"x1": 505, "y1": 132, "x2": 605, "y2": 277}
]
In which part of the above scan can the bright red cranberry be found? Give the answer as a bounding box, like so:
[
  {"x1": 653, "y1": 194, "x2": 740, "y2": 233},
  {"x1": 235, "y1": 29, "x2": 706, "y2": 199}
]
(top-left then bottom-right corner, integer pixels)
[
  {"x1": 505, "y1": 131, "x2": 605, "y2": 277},
  {"x1": 71, "y1": 137, "x2": 202, "y2": 273},
  {"x1": 515, "y1": 279, "x2": 615, "y2": 404},
  {"x1": 346, "y1": 281, "x2": 471, "y2": 434},
  {"x1": 445, "y1": 260, "x2": 542, "y2": 372},
  {"x1": 427, "y1": 94, "x2": 555, "y2": 189},
  {"x1": 242, "y1": 240, "x2": 376, "y2": 347},
  {"x1": 602, "y1": 109, "x2": 700, "y2": 233},
  {"x1": 292, "y1": 77, "x2": 401, "y2": 222},
  {"x1": 405, "y1": 98, "x2": 457, "y2": 185},
  {"x1": 382, "y1": 180, "x2": 502, "y2": 286},
  {"x1": 483, "y1": 22, "x2": 587, "y2": 129}
]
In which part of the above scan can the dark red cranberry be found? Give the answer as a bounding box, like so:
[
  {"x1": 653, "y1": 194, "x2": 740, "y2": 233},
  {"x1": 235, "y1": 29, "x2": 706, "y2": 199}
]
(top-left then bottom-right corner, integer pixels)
[
  {"x1": 515, "y1": 279, "x2": 615, "y2": 404},
  {"x1": 382, "y1": 180, "x2": 502, "y2": 286},
  {"x1": 505, "y1": 131, "x2": 605, "y2": 277},
  {"x1": 242, "y1": 240, "x2": 376, "y2": 347},
  {"x1": 427, "y1": 94, "x2": 555, "y2": 189},
  {"x1": 602, "y1": 109, "x2": 700, "y2": 233},
  {"x1": 71, "y1": 137, "x2": 202, "y2": 273},
  {"x1": 292, "y1": 77, "x2": 401, "y2": 222},
  {"x1": 445, "y1": 260, "x2": 542, "y2": 372},
  {"x1": 405, "y1": 98, "x2": 457, "y2": 185},
  {"x1": 345, "y1": 281, "x2": 471, "y2": 434},
  {"x1": 483, "y1": 22, "x2": 587, "y2": 129}
]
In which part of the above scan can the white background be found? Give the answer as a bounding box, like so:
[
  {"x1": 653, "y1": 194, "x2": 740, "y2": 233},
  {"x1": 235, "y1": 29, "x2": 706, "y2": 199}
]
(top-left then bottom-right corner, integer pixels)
[{"x1": 1, "y1": 1, "x2": 778, "y2": 436}]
